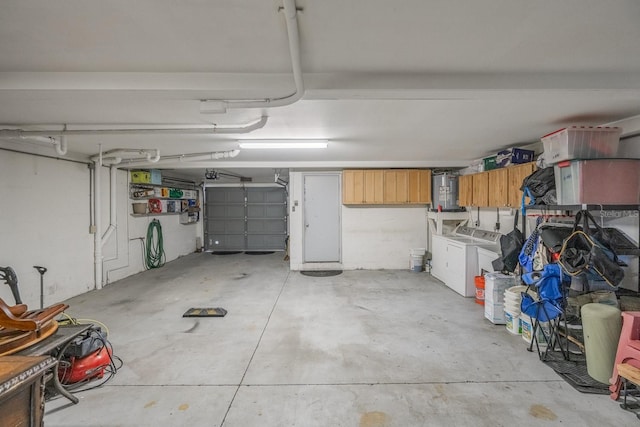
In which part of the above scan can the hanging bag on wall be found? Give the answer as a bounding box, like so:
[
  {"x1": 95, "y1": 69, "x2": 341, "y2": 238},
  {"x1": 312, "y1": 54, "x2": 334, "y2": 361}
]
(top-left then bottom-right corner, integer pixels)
[
  {"x1": 558, "y1": 211, "x2": 625, "y2": 287},
  {"x1": 581, "y1": 210, "x2": 638, "y2": 254},
  {"x1": 519, "y1": 217, "x2": 544, "y2": 273},
  {"x1": 498, "y1": 210, "x2": 525, "y2": 273}
]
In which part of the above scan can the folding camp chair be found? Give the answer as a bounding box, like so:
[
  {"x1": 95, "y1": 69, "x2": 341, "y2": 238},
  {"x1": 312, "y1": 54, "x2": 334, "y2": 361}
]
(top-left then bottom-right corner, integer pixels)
[{"x1": 521, "y1": 263, "x2": 569, "y2": 361}]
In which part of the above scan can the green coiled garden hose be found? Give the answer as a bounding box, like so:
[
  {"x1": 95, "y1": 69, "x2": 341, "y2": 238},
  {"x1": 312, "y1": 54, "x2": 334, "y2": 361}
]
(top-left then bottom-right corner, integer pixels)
[{"x1": 145, "y1": 219, "x2": 165, "y2": 269}]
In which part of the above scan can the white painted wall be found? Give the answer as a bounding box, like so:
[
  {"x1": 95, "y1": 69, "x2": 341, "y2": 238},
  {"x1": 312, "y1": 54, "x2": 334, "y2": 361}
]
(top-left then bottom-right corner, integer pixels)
[
  {"x1": 289, "y1": 171, "x2": 428, "y2": 270},
  {"x1": 341, "y1": 206, "x2": 428, "y2": 269},
  {"x1": 0, "y1": 149, "x2": 201, "y2": 306},
  {"x1": 0, "y1": 150, "x2": 93, "y2": 306},
  {"x1": 101, "y1": 168, "x2": 200, "y2": 285}
]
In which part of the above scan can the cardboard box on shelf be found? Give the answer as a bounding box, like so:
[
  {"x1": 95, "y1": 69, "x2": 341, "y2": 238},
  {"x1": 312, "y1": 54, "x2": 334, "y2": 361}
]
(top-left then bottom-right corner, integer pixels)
[
  {"x1": 496, "y1": 148, "x2": 535, "y2": 167},
  {"x1": 150, "y1": 169, "x2": 162, "y2": 185},
  {"x1": 131, "y1": 170, "x2": 151, "y2": 184}
]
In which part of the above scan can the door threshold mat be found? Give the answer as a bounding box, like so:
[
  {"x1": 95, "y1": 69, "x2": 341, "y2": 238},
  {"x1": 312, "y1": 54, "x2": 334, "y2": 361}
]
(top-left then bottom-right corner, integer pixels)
[
  {"x1": 182, "y1": 308, "x2": 227, "y2": 317},
  {"x1": 211, "y1": 251, "x2": 242, "y2": 255},
  {"x1": 300, "y1": 270, "x2": 343, "y2": 277},
  {"x1": 542, "y1": 350, "x2": 610, "y2": 394},
  {"x1": 245, "y1": 251, "x2": 275, "y2": 255}
]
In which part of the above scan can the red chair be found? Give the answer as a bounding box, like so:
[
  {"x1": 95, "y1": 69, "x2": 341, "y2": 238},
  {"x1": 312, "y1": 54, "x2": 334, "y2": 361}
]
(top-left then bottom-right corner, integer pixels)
[{"x1": 610, "y1": 311, "x2": 640, "y2": 400}]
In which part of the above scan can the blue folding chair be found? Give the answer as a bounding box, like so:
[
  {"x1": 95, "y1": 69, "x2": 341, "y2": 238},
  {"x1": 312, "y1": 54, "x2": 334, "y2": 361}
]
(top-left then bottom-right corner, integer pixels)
[{"x1": 521, "y1": 263, "x2": 569, "y2": 361}]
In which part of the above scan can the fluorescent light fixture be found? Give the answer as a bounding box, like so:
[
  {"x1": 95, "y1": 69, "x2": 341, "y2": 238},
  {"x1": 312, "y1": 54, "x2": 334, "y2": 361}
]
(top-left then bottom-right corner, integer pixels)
[{"x1": 238, "y1": 139, "x2": 328, "y2": 149}]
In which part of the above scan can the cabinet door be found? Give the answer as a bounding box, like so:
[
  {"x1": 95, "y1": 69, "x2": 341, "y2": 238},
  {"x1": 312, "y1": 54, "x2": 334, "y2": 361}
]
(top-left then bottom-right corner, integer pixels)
[
  {"x1": 458, "y1": 174, "x2": 473, "y2": 207},
  {"x1": 488, "y1": 168, "x2": 509, "y2": 207},
  {"x1": 472, "y1": 172, "x2": 489, "y2": 207},
  {"x1": 446, "y1": 242, "x2": 467, "y2": 296},
  {"x1": 384, "y1": 170, "x2": 409, "y2": 203},
  {"x1": 408, "y1": 170, "x2": 432, "y2": 204},
  {"x1": 507, "y1": 162, "x2": 536, "y2": 208},
  {"x1": 430, "y1": 236, "x2": 448, "y2": 282},
  {"x1": 363, "y1": 170, "x2": 384, "y2": 204},
  {"x1": 342, "y1": 170, "x2": 364, "y2": 204}
]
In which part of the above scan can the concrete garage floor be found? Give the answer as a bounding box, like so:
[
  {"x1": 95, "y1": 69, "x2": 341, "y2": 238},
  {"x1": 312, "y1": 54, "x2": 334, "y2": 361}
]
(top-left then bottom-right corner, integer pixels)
[{"x1": 45, "y1": 252, "x2": 635, "y2": 426}]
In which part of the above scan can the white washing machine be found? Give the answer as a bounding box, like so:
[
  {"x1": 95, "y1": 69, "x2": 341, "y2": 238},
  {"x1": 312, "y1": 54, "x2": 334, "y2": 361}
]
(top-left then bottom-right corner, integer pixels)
[{"x1": 431, "y1": 226, "x2": 501, "y2": 297}]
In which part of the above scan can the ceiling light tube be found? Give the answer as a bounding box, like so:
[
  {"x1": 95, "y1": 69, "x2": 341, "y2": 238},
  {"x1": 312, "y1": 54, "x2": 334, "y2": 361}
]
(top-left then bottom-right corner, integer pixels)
[{"x1": 238, "y1": 139, "x2": 328, "y2": 149}]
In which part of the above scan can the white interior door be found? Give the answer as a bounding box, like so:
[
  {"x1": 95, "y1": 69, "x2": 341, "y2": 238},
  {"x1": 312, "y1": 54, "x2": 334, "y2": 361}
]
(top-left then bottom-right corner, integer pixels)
[{"x1": 303, "y1": 173, "x2": 341, "y2": 262}]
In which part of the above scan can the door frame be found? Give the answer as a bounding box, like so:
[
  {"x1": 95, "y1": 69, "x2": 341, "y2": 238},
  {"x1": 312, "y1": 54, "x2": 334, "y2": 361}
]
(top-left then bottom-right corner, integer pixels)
[{"x1": 301, "y1": 172, "x2": 342, "y2": 263}]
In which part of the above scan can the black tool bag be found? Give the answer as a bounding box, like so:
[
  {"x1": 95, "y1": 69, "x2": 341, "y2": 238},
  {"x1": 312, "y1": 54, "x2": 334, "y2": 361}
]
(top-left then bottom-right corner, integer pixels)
[
  {"x1": 520, "y1": 167, "x2": 555, "y2": 205},
  {"x1": 558, "y1": 211, "x2": 625, "y2": 287},
  {"x1": 497, "y1": 210, "x2": 525, "y2": 273},
  {"x1": 539, "y1": 224, "x2": 573, "y2": 254}
]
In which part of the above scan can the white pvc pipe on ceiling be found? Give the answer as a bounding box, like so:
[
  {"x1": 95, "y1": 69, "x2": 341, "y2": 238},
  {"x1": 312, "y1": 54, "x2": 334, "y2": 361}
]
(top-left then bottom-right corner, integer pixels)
[
  {"x1": 0, "y1": 116, "x2": 268, "y2": 138},
  {"x1": 201, "y1": 0, "x2": 303, "y2": 112}
]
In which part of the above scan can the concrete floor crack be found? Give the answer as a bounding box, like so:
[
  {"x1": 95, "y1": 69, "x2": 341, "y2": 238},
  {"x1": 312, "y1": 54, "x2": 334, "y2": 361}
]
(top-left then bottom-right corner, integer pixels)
[{"x1": 219, "y1": 270, "x2": 291, "y2": 427}]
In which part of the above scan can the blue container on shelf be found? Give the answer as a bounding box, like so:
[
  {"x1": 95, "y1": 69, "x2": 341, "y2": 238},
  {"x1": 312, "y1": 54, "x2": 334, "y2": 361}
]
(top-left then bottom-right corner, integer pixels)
[{"x1": 496, "y1": 148, "x2": 535, "y2": 167}]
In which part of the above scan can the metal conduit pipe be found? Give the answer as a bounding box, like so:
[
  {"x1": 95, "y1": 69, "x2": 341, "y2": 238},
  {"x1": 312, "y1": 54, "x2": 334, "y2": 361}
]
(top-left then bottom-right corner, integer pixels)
[
  {"x1": 0, "y1": 116, "x2": 268, "y2": 138},
  {"x1": 201, "y1": 0, "x2": 303, "y2": 112}
]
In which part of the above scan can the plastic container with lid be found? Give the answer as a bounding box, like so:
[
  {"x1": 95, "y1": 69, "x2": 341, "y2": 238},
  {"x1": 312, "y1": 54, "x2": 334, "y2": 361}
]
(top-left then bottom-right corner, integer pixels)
[
  {"x1": 554, "y1": 159, "x2": 640, "y2": 205},
  {"x1": 541, "y1": 126, "x2": 621, "y2": 164}
]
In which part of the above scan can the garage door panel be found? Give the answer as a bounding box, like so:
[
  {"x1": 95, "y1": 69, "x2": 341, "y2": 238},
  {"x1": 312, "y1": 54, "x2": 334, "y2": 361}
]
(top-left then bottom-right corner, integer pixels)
[
  {"x1": 247, "y1": 235, "x2": 286, "y2": 251},
  {"x1": 208, "y1": 205, "x2": 245, "y2": 218},
  {"x1": 208, "y1": 188, "x2": 245, "y2": 203},
  {"x1": 247, "y1": 219, "x2": 286, "y2": 234},
  {"x1": 209, "y1": 234, "x2": 245, "y2": 250},
  {"x1": 247, "y1": 205, "x2": 286, "y2": 218},
  {"x1": 205, "y1": 187, "x2": 287, "y2": 251},
  {"x1": 246, "y1": 188, "x2": 285, "y2": 203},
  {"x1": 210, "y1": 219, "x2": 245, "y2": 233},
  {"x1": 246, "y1": 219, "x2": 286, "y2": 234}
]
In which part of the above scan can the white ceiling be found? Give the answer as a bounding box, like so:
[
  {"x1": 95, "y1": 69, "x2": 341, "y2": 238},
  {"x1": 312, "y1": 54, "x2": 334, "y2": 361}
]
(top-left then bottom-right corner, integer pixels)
[{"x1": 1, "y1": 0, "x2": 640, "y2": 181}]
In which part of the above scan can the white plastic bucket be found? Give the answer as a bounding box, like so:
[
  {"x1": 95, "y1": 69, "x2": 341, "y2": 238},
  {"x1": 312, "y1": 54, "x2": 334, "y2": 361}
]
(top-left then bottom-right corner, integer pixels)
[
  {"x1": 504, "y1": 310, "x2": 521, "y2": 335},
  {"x1": 504, "y1": 285, "x2": 528, "y2": 300},
  {"x1": 410, "y1": 248, "x2": 425, "y2": 272},
  {"x1": 504, "y1": 292, "x2": 522, "y2": 304},
  {"x1": 504, "y1": 300, "x2": 521, "y2": 314}
]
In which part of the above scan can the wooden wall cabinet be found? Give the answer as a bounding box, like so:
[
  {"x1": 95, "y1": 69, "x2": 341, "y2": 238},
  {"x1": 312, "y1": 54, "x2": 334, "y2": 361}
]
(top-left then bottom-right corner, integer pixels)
[
  {"x1": 457, "y1": 162, "x2": 536, "y2": 208},
  {"x1": 363, "y1": 170, "x2": 384, "y2": 204},
  {"x1": 342, "y1": 170, "x2": 365, "y2": 204},
  {"x1": 343, "y1": 169, "x2": 432, "y2": 205},
  {"x1": 472, "y1": 172, "x2": 489, "y2": 207},
  {"x1": 458, "y1": 174, "x2": 473, "y2": 207},
  {"x1": 488, "y1": 168, "x2": 509, "y2": 207},
  {"x1": 507, "y1": 162, "x2": 536, "y2": 208},
  {"x1": 383, "y1": 170, "x2": 409, "y2": 204},
  {"x1": 408, "y1": 169, "x2": 432, "y2": 203}
]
